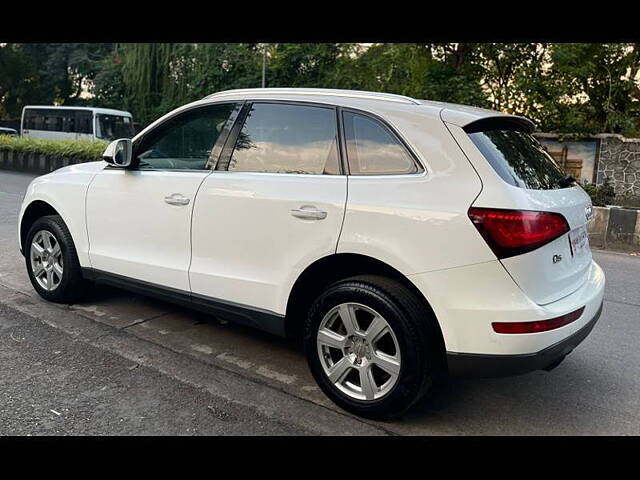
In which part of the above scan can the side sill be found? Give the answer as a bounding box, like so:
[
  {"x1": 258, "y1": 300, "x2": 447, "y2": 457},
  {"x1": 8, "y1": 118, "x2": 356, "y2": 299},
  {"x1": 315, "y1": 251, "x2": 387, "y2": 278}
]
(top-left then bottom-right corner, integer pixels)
[
  {"x1": 446, "y1": 301, "x2": 603, "y2": 378},
  {"x1": 81, "y1": 268, "x2": 286, "y2": 337}
]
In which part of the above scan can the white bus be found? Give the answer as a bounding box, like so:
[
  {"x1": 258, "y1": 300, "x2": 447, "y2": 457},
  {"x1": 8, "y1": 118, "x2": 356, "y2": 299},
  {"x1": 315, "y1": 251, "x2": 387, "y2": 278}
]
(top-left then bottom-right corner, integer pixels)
[{"x1": 21, "y1": 106, "x2": 134, "y2": 141}]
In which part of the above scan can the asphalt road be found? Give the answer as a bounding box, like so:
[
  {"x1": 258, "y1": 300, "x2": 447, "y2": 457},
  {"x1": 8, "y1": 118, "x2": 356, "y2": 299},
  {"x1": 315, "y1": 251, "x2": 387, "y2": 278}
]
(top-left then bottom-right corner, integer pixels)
[{"x1": 1, "y1": 169, "x2": 639, "y2": 435}]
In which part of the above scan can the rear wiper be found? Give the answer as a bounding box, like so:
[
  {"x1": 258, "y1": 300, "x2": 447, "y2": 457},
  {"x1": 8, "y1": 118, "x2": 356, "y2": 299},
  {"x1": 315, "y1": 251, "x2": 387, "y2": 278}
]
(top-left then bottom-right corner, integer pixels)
[{"x1": 558, "y1": 175, "x2": 576, "y2": 188}]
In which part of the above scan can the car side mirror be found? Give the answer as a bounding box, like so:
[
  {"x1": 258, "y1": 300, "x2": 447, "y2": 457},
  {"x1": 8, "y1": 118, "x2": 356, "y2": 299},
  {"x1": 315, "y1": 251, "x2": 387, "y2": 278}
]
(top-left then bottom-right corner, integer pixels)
[{"x1": 103, "y1": 138, "x2": 133, "y2": 168}]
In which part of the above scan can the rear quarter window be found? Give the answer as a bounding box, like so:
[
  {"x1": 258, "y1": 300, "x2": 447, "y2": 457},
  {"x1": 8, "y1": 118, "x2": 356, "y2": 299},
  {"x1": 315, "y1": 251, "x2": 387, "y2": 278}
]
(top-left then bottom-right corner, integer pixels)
[
  {"x1": 468, "y1": 129, "x2": 567, "y2": 190},
  {"x1": 343, "y1": 111, "x2": 420, "y2": 175}
]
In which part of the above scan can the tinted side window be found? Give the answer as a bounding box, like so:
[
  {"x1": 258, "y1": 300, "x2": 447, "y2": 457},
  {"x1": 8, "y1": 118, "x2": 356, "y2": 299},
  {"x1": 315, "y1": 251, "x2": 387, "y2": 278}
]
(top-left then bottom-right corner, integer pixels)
[
  {"x1": 57, "y1": 110, "x2": 76, "y2": 132},
  {"x1": 23, "y1": 110, "x2": 34, "y2": 129},
  {"x1": 227, "y1": 103, "x2": 340, "y2": 175},
  {"x1": 45, "y1": 113, "x2": 63, "y2": 132},
  {"x1": 34, "y1": 112, "x2": 45, "y2": 130},
  {"x1": 24, "y1": 110, "x2": 45, "y2": 130},
  {"x1": 468, "y1": 129, "x2": 567, "y2": 190},
  {"x1": 76, "y1": 111, "x2": 93, "y2": 134},
  {"x1": 54, "y1": 114, "x2": 64, "y2": 131},
  {"x1": 63, "y1": 112, "x2": 76, "y2": 132},
  {"x1": 343, "y1": 112, "x2": 418, "y2": 175},
  {"x1": 135, "y1": 103, "x2": 236, "y2": 171},
  {"x1": 30, "y1": 109, "x2": 89, "y2": 133}
]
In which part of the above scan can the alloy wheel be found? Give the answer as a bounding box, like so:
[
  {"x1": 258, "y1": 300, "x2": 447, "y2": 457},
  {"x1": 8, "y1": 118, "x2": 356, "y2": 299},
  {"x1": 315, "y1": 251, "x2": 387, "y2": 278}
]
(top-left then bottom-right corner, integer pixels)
[
  {"x1": 316, "y1": 302, "x2": 401, "y2": 401},
  {"x1": 30, "y1": 230, "x2": 63, "y2": 291}
]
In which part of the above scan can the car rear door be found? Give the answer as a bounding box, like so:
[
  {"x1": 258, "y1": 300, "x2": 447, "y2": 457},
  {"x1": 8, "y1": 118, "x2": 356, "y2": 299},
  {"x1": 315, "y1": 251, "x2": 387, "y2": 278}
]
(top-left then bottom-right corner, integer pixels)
[
  {"x1": 86, "y1": 103, "x2": 240, "y2": 292},
  {"x1": 189, "y1": 102, "x2": 347, "y2": 323},
  {"x1": 448, "y1": 121, "x2": 594, "y2": 305}
]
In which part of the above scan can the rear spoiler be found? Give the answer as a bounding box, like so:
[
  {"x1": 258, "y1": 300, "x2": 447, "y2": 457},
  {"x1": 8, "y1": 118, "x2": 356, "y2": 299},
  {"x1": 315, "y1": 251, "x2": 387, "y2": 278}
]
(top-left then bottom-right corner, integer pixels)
[{"x1": 462, "y1": 116, "x2": 536, "y2": 134}]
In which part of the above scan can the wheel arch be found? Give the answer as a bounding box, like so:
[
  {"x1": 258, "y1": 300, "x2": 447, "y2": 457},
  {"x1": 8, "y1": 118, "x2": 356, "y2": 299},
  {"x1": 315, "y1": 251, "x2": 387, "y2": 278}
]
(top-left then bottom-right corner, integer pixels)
[
  {"x1": 284, "y1": 253, "x2": 445, "y2": 353},
  {"x1": 20, "y1": 200, "x2": 62, "y2": 255}
]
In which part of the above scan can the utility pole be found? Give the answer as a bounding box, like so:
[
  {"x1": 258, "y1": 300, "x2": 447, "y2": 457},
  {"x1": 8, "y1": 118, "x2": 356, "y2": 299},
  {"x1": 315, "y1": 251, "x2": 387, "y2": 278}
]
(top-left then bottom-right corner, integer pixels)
[{"x1": 261, "y1": 44, "x2": 267, "y2": 88}]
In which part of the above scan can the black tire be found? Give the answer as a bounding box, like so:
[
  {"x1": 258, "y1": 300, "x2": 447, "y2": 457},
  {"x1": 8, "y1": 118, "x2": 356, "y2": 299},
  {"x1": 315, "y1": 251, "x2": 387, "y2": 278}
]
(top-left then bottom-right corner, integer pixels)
[
  {"x1": 303, "y1": 274, "x2": 442, "y2": 419},
  {"x1": 25, "y1": 215, "x2": 88, "y2": 303}
]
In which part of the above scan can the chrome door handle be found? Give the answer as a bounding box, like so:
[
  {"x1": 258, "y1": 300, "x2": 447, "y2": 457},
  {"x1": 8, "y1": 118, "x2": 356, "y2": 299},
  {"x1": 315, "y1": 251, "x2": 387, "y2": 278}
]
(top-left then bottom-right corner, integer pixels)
[
  {"x1": 290, "y1": 206, "x2": 327, "y2": 220},
  {"x1": 164, "y1": 193, "x2": 190, "y2": 206}
]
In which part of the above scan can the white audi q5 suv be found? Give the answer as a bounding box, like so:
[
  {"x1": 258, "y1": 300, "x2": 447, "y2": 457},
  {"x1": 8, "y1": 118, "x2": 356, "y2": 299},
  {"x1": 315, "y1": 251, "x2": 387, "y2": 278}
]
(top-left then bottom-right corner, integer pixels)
[{"x1": 19, "y1": 88, "x2": 605, "y2": 418}]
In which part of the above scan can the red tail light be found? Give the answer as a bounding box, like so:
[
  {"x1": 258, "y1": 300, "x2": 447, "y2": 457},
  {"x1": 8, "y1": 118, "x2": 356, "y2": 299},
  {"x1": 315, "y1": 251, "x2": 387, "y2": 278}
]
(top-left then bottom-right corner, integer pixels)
[
  {"x1": 468, "y1": 207, "x2": 570, "y2": 259},
  {"x1": 492, "y1": 307, "x2": 585, "y2": 334}
]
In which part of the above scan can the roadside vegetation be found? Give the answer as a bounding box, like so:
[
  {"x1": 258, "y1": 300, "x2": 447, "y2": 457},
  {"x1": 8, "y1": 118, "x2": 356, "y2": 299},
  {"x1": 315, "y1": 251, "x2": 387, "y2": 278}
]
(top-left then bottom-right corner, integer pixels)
[
  {"x1": 1, "y1": 43, "x2": 640, "y2": 136},
  {"x1": 582, "y1": 178, "x2": 640, "y2": 209},
  {"x1": 0, "y1": 135, "x2": 107, "y2": 160},
  {"x1": 583, "y1": 178, "x2": 616, "y2": 206}
]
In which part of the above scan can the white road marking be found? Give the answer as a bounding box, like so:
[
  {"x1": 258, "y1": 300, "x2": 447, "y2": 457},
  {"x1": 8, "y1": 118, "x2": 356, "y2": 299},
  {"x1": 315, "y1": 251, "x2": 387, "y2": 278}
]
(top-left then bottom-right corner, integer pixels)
[
  {"x1": 256, "y1": 366, "x2": 297, "y2": 385},
  {"x1": 70, "y1": 305, "x2": 107, "y2": 317},
  {"x1": 191, "y1": 344, "x2": 213, "y2": 355},
  {"x1": 216, "y1": 352, "x2": 254, "y2": 369}
]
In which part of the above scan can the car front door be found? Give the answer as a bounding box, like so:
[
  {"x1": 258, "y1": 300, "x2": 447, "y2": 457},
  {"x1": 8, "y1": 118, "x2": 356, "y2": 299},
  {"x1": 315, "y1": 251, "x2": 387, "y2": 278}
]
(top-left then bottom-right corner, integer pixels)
[
  {"x1": 189, "y1": 102, "x2": 348, "y2": 329},
  {"x1": 86, "y1": 102, "x2": 240, "y2": 292}
]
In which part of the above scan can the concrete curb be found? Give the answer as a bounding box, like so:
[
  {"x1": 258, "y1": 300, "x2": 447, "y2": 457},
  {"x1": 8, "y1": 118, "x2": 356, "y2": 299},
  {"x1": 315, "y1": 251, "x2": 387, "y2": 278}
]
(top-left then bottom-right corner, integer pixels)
[
  {"x1": 0, "y1": 150, "x2": 93, "y2": 175},
  {"x1": 588, "y1": 206, "x2": 640, "y2": 249}
]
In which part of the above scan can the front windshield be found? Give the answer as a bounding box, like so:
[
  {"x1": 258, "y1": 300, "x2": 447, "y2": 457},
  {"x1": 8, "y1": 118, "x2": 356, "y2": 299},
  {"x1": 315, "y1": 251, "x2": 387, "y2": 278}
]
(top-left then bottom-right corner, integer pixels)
[{"x1": 97, "y1": 114, "x2": 134, "y2": 140}]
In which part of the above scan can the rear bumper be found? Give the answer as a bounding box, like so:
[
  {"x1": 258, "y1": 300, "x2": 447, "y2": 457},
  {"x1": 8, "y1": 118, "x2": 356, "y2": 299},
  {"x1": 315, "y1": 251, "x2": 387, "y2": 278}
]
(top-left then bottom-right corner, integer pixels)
[
  {"x1": 408, "y1": 258, "x2": 605, "y2": 372},
  {"x1": 446, "y1": 300, "x2": 603, "y2": 377}
]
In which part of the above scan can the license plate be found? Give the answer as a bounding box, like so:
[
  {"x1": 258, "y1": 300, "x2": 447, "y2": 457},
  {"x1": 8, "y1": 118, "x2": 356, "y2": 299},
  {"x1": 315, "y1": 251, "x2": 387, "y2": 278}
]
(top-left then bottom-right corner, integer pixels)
[{"x1": 569, "y1": 225, "x2": 589, "y2": 257}]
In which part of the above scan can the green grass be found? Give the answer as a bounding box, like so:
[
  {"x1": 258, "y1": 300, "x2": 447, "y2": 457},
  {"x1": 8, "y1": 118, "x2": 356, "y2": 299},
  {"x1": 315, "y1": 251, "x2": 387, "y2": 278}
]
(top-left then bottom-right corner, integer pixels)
[{"x1": 0, "y1": 135, "x2": 108, "y2": 160}]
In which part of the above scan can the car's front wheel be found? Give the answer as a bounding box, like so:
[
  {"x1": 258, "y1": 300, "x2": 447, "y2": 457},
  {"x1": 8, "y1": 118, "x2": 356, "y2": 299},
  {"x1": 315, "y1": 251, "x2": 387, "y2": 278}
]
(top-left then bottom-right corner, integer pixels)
[
  {"x1": 304, "y1": 275, "x2": 441, "y2": 419},
  {"x1": 25, "y1": 215, "x2": 88, "y2": 303}
]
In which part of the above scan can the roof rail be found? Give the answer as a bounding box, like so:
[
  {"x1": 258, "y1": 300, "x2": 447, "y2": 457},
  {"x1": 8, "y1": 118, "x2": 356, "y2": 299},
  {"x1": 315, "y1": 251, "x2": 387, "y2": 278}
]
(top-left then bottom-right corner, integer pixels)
[{"x1": 203, "y1": 88, "x2": 421, "y2": 105}]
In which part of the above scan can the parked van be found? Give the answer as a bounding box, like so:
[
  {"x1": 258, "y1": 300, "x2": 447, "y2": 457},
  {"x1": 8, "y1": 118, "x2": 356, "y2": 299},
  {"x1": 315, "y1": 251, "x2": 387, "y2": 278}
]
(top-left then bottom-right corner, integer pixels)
[{"x1": 21, "y1": 106, "x2": 134, "y2": 141}]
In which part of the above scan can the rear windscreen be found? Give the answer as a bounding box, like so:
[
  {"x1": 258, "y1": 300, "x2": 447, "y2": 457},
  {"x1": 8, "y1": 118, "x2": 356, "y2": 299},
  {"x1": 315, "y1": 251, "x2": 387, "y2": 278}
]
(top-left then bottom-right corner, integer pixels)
[{"x1": 468, "y1": 129, "x2": 567, "y2": 190}]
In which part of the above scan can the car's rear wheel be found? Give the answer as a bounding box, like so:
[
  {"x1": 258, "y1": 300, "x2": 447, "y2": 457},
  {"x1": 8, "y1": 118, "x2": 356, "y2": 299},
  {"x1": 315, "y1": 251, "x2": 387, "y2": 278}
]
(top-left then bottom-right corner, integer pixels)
[
  {"x1": 304, "y1": 275, "x2": 441, "y2": 419},
  {"x1": 25, "y1": 215, "x2": 88, "y2": 303}
]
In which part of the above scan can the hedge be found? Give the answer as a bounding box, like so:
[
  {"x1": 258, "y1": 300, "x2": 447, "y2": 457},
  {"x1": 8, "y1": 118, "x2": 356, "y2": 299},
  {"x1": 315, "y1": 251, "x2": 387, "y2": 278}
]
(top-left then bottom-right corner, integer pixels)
[{"x1": 0, "y1": 135, "x2": 108, "y2": 160}]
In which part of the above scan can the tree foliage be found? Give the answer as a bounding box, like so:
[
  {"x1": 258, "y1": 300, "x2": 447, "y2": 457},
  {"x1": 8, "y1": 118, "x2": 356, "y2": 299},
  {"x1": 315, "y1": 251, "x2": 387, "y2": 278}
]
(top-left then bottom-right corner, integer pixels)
[
  {"x1": 0, "y1": 43, "x2": 113, "y2": 117},
  {"x1": 583, "y1": 177, "x2": 616, "y2": 206},
  {"x1": 1, "y1": 43, "x2": 639, "y2": 135},
  {"x1": 91, "y1": 43, "x2": 264, "y2": 124}
]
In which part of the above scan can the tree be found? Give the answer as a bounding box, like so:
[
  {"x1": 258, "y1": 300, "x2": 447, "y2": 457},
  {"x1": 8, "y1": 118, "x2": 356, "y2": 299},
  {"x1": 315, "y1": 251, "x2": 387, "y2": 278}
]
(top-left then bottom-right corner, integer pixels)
[
  {"x1": 343, "y1": 43, "x2": 487, "y2": 105},
  {"x1": 91, "y1": 45, "x2": 129, "y2": 112},
  {"x1": 266, "y1": 43, "x2": 359, "y2": 89},
  {"x1": 546, "y1": 43, "x2": 640, "y2": 136},
  {"x1": 0, "y1": 43, "x2": 114, "y2": 118},
  {"x1": 2, "y1": 42, "x2": 640, "y2": 136},
  {"x1": 0, "y1": 43, "x2": 36, "y2": 118},
  {"x1": 350, "y1": 43, "x2": 429, "y2": 96},
  {"x1": 65, "y1": 43, "x2": 114, "y2": 103},
  {"x1": 108, "y1": 43, "x2": 264, "y2": 125},
  {"x1": 421, "y1": 43, "x2": 488, "y2": 106}
]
